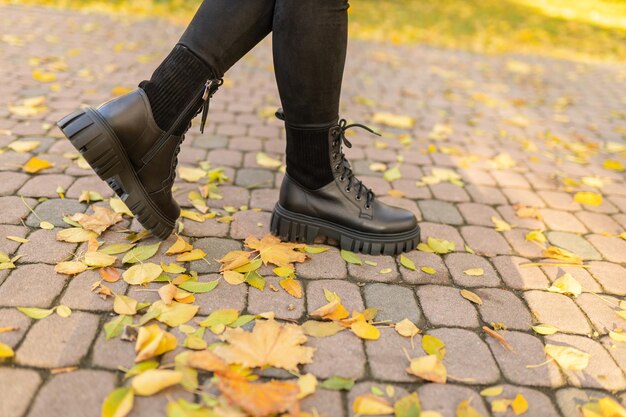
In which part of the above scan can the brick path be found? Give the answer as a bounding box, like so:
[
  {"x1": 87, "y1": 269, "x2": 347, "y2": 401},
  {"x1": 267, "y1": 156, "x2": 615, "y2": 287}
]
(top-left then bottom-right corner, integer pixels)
[{"x1": 1, "y1": 5, "x2": 626, "y2": 417}]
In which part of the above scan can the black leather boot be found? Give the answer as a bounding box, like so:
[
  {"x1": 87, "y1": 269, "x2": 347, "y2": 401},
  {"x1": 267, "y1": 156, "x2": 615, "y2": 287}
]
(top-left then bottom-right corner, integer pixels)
[
  {"x1": 271, "y1": 113, "x2": 420, "y2": 255},
  {"x1": 56, "y1": 78, "x2": 222, "y2": 239}
]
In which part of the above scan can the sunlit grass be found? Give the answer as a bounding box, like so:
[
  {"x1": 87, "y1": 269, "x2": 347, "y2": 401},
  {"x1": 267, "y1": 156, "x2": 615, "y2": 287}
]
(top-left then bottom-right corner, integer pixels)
[{"x1": 2, "y1": 0, "x2": 625, "y2": 62}]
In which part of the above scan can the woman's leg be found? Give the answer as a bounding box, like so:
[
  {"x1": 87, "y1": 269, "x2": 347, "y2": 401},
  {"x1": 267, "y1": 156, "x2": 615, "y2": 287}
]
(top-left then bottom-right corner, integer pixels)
[
  {"x1": 270, "y1": 0, "x2": 420, "y2": 255},
  {"x1": 272, "y1": 0, "x2": 349, "y2": 190}
]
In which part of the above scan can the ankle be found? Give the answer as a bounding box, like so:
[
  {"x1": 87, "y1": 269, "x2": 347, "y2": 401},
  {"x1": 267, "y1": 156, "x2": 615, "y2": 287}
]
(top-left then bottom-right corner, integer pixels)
[{"x1": 285, "y1": 123, "x2": 336, "y2": 190}]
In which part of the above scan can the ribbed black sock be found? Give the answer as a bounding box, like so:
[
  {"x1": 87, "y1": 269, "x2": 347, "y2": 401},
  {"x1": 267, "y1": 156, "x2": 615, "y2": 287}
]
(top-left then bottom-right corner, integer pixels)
[
  {"x1": 139, "y1": 44, "x2": 212, "y2": 135},
  {"x1": 285, "y1": 124, "x2": 335, "y2": 190}
]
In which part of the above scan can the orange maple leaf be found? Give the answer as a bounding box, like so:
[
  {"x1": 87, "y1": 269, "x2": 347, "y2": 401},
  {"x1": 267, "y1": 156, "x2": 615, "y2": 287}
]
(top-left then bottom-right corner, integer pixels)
[{"x1": 244, "y1": 234, "x2": 307, "y2": 268}]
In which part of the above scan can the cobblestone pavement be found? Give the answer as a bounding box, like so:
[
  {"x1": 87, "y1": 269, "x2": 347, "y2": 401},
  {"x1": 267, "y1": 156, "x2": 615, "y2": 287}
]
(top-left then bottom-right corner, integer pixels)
[{"x1": 1, "y1": 5, "x2": 626, "y2": 417}]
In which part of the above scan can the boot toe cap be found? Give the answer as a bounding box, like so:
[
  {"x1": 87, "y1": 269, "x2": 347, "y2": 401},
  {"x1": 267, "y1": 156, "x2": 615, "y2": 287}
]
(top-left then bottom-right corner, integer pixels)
[{"x1": 374, "y1": 202, "x2": 418, "y2": 234}]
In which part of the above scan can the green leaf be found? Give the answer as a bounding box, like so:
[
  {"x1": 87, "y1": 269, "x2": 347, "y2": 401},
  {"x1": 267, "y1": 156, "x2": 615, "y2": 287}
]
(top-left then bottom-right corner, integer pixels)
[
  {"x1": 17, "y1": 307, "x2": 54, "y2": 319},
  {"x1": 100, "y1": 243, "x2": 136, "y2": 255},
  {"x1": 370, "y1": 385, "x2": 385, "y2": 396},
  {"x1": 178, "y1": 280, "x2": 219, "y2": 294},
  {"x1": 273, "y1": 266, "x2": 295, "y2": 278},
  {"x1": 304, "y1": 246, "x2": 329, "y2": 254},
  {"x1": 245, "y1": 270, "x2": 265, "y2": 291},
  {"x1": 123, "y1": 360, "x2": 159, "y2": 379},
  {"x1": 122, "y1": 242, "x2": 161, "y2": 264},
  {"x1": 104, "y1": 315, "x2": 133, "y2": 340},
  {"x1": 228, "y1": 314, "x2": 255, "y2": 328},
  {"x1": 199, "y1": 309, "x2": 239, "y2": 328},
  {"x1": 340, "y1": 249, "x2": 362, "y2": 265},
  {"x1": 101, "y1": 387, "x2": 134, "y2": 417},
  {"x1": 422, "y1": 334, "x2": 446, "y2": 360},
  {"x1": 394, "y1": 393, "x2": 421, "y2": 417},
  {"x1": 400, "y1": 254, "x2": 416, "y2": 271},
  {"x1": 319, "y1": 376, "x2": 355, "y2": 391}
]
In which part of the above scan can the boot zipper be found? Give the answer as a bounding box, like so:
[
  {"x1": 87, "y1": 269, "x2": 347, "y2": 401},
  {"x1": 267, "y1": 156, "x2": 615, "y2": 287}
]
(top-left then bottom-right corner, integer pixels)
[{"x1": 200, "y1": 78, "x2": 222, "y2": 134}]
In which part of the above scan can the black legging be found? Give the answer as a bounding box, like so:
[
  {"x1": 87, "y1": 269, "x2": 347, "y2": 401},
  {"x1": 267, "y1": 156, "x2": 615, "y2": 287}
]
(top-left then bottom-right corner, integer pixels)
[{"x1": 179, "y1": 0, "x2": 349, "y2": 127}]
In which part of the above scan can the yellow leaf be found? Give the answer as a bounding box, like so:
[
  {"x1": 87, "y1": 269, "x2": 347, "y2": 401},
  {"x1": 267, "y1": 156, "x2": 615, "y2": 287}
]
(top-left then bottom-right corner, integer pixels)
[
  {"x1": 460, "y1": 289, "x2": 483, "y2": 305},
  {"x1": 279, "y1": 277, "x2": 303, "y2": 299},
  {"x1": 603, "y1": 159, "x2": 625, "y2": 172},
  {"x1": 114, "y1": 295, "x2": 138, "y2": 315},
  {"x1": 101, "y1": 387, "x2": 134, "y2": 417},
  {"x1": 178, "y1": 166, "x2": 207, "y2": 182},
  {"x1": 160, "y1": 262, "x2": 186, "y2": 274},
  {"x1": 135, "y1": 324, "x2": 177, "y2": 362},
  {"x1": 400, "y1": 254, "x2": 416, "y2": 271},
  {"x1": 395, "y1": 319, "x2": 420, "y2": 338},
  {"x1": 176, "y1": 249, "x2": 206, "y2": 262},
  {"x1": 149, "y1": 301, "x2": 199, "y2": 327},
  {"x1": 574, "y1": 191, "x2": 603, "y2": 207},
  {"x1": 426, "y1": 237, "x2": 455, "y2": 254},
  {"x1": 511, "y1": 394, "x2": 528, "y2": 416},
  {"x1": 545, "y1": 344, "x2": 590, "y2": 370},
  {"x1": 165, "y1": 236, "x2": 193, "y2": 255},
  {"x1": 56, "y1": 228, "x2": 98, "y2": 243},
  {"x1": 406, "y1": 354, "x2": 447, "y2": 384},
  {"x1": 547, "y1": 273, "x2": 582, "y2": 298},
  {"x1": 22, "y1": 157, "x2": 53, "y2": 173},
  {"x1": 491, "y1": 217, "x2": 512, "y2": 231},
  {"x1": 0, "y1": 342, "x2": 14, "y2": 358},
  {"x1": 542, "y1": 246, "x2": 582, "y2": 264},
  {"x1": 297, "y1": 373, "x2": 317, "y2": 399},
  {"x1": 32, "y1": 69, "x2": 57, "y2": 82},
  {"x1": 244, "y1": 234, "x2": 307, "y2": 268},
  {"x1": 83, "y1": 251, "x2": 116, "y2": 268},
  {"x1": 383, "y1": 165, "x2": 402, "y2": 182},
  {"x1": 310, "y1": 300, "x2": 350, "y2": 321},
  {"x1": 123, "y1": 263, "x2": 162, "y2": 285},
  {"x1": 480, "y1": 386, "x2": 503, "y2": 396},
  {"x1": 55, "y1": 305, "x2": 72, "y2": 318},
  {"x1": 213, "y1": 318, "x2": 315, "y2": 371},
  {"x1": 8, "y1": 140, "x2": 40, "y2": 153},
  {"x1": 110, "y1": 197, "x2": 133, "y2": 217},
  {"x1": 456, "y1": 399, "x2": 484, "y2": 417},
  {"x1": 180, "y1": 210, "x2": 205, "y2": 222},
  {"x1": 217, "y1": 374, "x2": 300, "y2": 417},
  {"x1": 351, "y1": 321, "x2": 380, "y2": 340},
  {"x1": 17, "y1": 307, "x2": 54, "y2": 319},
  {"x1": 609, "y1": 330, "x2": 626, "y2": 343},
  {"x1": 54, "y1": 261, "x2": 87, "y2": 276},
  {"x1": 301, "y1": 320, "x2": 345, "y2": 338},
  {"x1": 39, "y1": 221, "x2": 54, "y2": 230},
  {"x1": 532, "y1": 324, "x2": 560, "y2": 335},
  {"x1": 352, "y1": 394, "x2": 394, "y2": 416},
  {"x1": 421, "y1": 266, "x2": 436, "y2": 275},
  {"x1": 463, "y1": 268, "x2": 484, "y2": 276},
  {"x1": 526, "y1": 230, "x2": 547, "y2": 243},
  {"x1": 223, "y1": 270, "x2": 246, "y2": 285},
  {"x1": 131, "y1": 369, "x2": 182, "y2": 396},
  {"x1": 70, "y1": 207, "x2": 123, "y2": 235},
  {"x1": 598, "y1": 397, "x2": 626, "y2": 417},
  {"x1": 422, "y1": 335, "x2": 446, "y2": 359},
  {"x1": 256, "y1": 152, "x2": 283, "y2": 169}
]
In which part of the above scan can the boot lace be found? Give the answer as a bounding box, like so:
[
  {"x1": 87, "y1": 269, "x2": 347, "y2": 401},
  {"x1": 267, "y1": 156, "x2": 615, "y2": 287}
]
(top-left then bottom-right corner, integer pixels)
[{"x1": 332, "y1": 118, "x2": 381, "y2": 209}]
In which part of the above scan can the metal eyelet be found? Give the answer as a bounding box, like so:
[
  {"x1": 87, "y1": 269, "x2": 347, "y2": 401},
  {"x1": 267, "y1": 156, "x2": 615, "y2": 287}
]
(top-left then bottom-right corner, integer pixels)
[
  {"x1": 364, "y1": 204, "x2": 371, "y2": 209},
  {"x1": 345, "y1": 187, "x2": 351, "y2": 193},
  {"x1": 334, "y1": 164, "x2": 340, "y2": 171},
  {"x1": 339, "y1": 176, "x2": 344, "y2": 182},
  {"x1": 355, "y1": 195, "x2": 361, "y2": 201}
]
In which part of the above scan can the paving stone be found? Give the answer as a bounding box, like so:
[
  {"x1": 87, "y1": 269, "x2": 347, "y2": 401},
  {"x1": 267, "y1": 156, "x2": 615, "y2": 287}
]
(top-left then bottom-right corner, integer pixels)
[
  {"x1": 418, "y1": 200, "x2": 464, "y2": 225},
  {"x1": 0, "y1": 368, "x2": 42, "y2": 417},
  {"x1": 0, "y1": 264, "x2": 67, "y2": 308},
  {"x1": 0, "y1": 196, "x2": 37, "y2": 225},
  {"x1": 60, "y1": 269, "x2": 127, "y2": 311},
  {"x1": 301, "y1": 388, "x2": 345, "y2": 417},
  {"x1": 482, "y1": 385, "x2": 561, "y2": 417},
  {"x1": 235, "y1": 168, "x2": 274, "y2": 188},
  {"x1": 127, "y1": 386, "x2": 194, "y2": 417},
  {"x1": 556, "y1": 387, "x2": 621, "y2": 417},
  {"x1": 250, "y1": 188, "x2": 279, "y2": 211},
  {"x1": 0, "y1": 224, "x2": 28, "y2": 256},
  {"x1": 26, "y1": 370, "x2": 115, "y2": 417},
  {"x1": 296, "y1": 247, "x2": 347, "y2": 280},
  {"x1": 587, "y1": 261, "x2": 626, "y2": 295},
  {"x1": 465, "y1": 184, "x2": 507, "y2": 205},
  {"x1": 18, "y1": 174, "x2": 75, "y2": 198},
  {"x1": 189, "y1": 237, "x2": 241, "y2": 273},
  {"x1": 546, "y1": 333, "x2": 626, "y2": 391},
  {"x1": 16, "y1": 229, "x2": 77, "y2": 264},
  {"x1": 540, "y1": 208, "x2": 587, "y2": 233},
  {"x1": 398, "y1": 251, "x2": 450, "y2": 285},
  {"x1": 461, "y1": 226, "x2": 512, "y2": 256},
  {"x1": 25, "y1": 198, "x2": 87, "y2": 228},
  {"x1": 348, "y1": 254, "x2": 399, "y2": 282},
  {"x1": 17, "y1": 311, "x2": 99, "y2": 368},
  {"x1": 417, "y1": 285, "x2": 479, "y2": 328},
  {"x1": 445, "y1": 252, "x2": 501, "y2": 287},
  {"x1": 180, "y1": 216, "x2": 230, "y2": 237},
  {"x1": 248, "y1": 276, "x2": 304, "y2": 320},
  {"x1": 206, "y1": 185, "x2": 250, "y2": 209},
  {"x1": 575, "y1": 292, "x2": 626, "y2": 335},
  {"x1": 307, "y1": 280, "x2": 364, "y2": 315},
  {"x1": 0, "y1": 171, "x2": 29, "y2": 196},
  {"x1": 457, "y1": 202, "x2": 500, "y2": 226},
  {"x1": 365, "y1": 328, "x2": 423, "y2": 382},
  {"x1": 502, "y1": 228, "x2": 545, "y2": 258},
  {"x1": 545, "y1": 231, "x2": 601, "y2": 260},
  {"x1": 65, "y1": 175, "x2": 114, "y2": 198},
  {"x1": 497, "y1": 204, "x2": 544, "y2": 230},
  {"x1": 587, "y1": 234, "x2": 626, "y2": 263},
  {"x1": 347, "y1": 382, "x2": 409, "y2": 417},
  {"x1": 391, "y1": 178, "x2": 432, "y2": 199},
  {"x1": 492, "y1": 171, "x2": 531, "y2": 189},
  {"x1": 429, "y1": 182, "x2": 470, "y2": 202},
  {"x1": 575, "y1": 211, "x2": 624, "y2": 234},
  {"x1": 524, "y1": 290, "x2": 592, "y2": 335},
  {"x1": 90, "y1": 325, "x2": 136, "y2": 371},
  {"x1": 502, "y1": 188, "x2": 545, "y2": 207},
  {"x1": 487, "y1": 330, "x2": 563, "y2": 387},
  {"x1": 492, "y1": 255, "x2": 549, "y2": 290},
  {"x1": 475, "y1": 288, "x2": 532, "y2": 330},
  {"x1": 541, "y1": 265, "x2": 602, "y2": 293},
  {"x1": 428, "y1": 328, "x2": 500, "y2": 384},
  {"x1": 418, "y1": 384, "x2": 490, "y2": 417},
  {"x1": 419, "y1": 222, "x2": 465, "y2": 251},
  {"x1": 363, "y1": 283, "x2": 423, "y2": 325},
  {"x1": 193, "y1": 274, "x2": 247, "y2": 315},
  {"x1": 602, "y1": 336, "x2": 626, "y2": 376},
  {"x1": 229, "y1": 209, "x2": 271, "y2": 239},
  {"x1": 0, "y1": 307, "x2": 32, "y2": 349},
  {"x1": 304, "y1": 331, "x2": 365, "y2": 380},
  {"x1": 538, "y1": 190, "x2": 581, "y2": 211}
]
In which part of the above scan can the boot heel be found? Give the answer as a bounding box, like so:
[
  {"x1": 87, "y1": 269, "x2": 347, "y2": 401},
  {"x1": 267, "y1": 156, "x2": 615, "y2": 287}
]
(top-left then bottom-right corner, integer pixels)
[
  {"x1": 57, "y1": 108, "x2": 124, "y2": 181},
  {"x1": 270, "y1": 206, "x2": 319, "y2": 244}
]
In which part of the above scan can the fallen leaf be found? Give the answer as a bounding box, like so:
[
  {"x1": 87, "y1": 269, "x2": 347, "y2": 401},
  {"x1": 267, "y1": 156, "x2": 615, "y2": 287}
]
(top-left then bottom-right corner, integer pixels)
[
  {"x1": 598, "y1": 397, "x2": 626, "y2": 416},
  {"x1": 223, "y1": 270, "x2": 246, "y2": 285},
  {"x1": 149, "y1": 301, "x2": 199, "y2": 327},
  {"x1": 394, "y1": 393, "x2": 422, "y2": 417},
  {"x1": 609, "y1": 330, "x2": 626, "y2": 343},
  {"x1": 110, "y1": 197, "x2": 133, "y2": 217},
  {"x1": 280, "y1": 277, "x2": 303, "y2": 298},
  {"x1": 0, "y1": 342, "x2": 14, "y2": 359},
  {"x1": 422, "y1": 335, "x2": 446, "y2": 359},
  {"x1": 123, "y1": 263, "x2": 163, "y2": 285},
  {"x1": 22, "y1": 156, "x2": 53, "y2": 173},
  {"x1": 122, "y1": 243, "x2": 161, "y2": 264},
  {"x1": 319, "y1": 376, "x2": 355, "y2": 391},
  {"x1": 351, "y1": 320, "x2": 380, "y2": 340},
  {"x1": 545, "y1": 344, "x2": 590, "y2": 370},
  {"x1": 463, "y1": 268, "x2": 484, "y2": 276},
  {"x1": 218, "y1": 373, "x2": 300, "y2": 417},
  {"x1": 383, "y1": 165, "x2": 402, "y2": 182},
  {"x1": 84, "y1": 251, "x2": 116, "y2": 268},
  {"x1": 297, "y1": 373, "x2": 317, "y2": 399},
  {"x1": 256, "y1": 152, "x2": 283, "y2": 169},
  {"x1": 395, "y1": 319, "x2": 420, "y2": 338},
  {"x1": 483, "y1": 326, "x2": 513, "y2": 352},
  {"x1": 492, "y1": 217, "x2": 512, "y2": 231},
  {"x1": 574, "y1": 191, "x2": 603, "y2": 206},
  {"x1": 400, "y1": 254, "x2": 416, "y2": 270},
  {"x1": 54, "y1": 261, "x2": 88, "y2": 275},
  {"x1": 56, "y1": 228, "x2": 98, "y2": 243},
  {"x1": 213, "y1": 318, "x2": 314, "y2": 371},
  {"x1": 460, "y1": 289, "x2": 483, "y2": 305},
  {"x1": 341, "y1": 249, "x2": 362, "y2": 265},
  {"x1": 532, "y1": 324, "x2": 560, "y2": 335},
  {"x1": 421, "y1": 266, "x2": 436, "y2": 275},
  {"x1": 178, "y1": 280, "x2": 218, "y2": 294},
  {"x1": 456, "y1": 399, "x2": 483, "y2": 417},
  {"x1": 8, "y1": 140, "x2": 40, "y2": 153},
  {"x1": 511, "y1": 394, "x2": 528, "y2": 416},
  {"x1": 372, "y1": 112, "x2": 415, "y2": 129},
  {"x1": 178, "y1": 166, "x2": 207, "y2": 182},
  {"x1": 100, "y1": 267, "x2": 121, "y2": 283},
  {"x1": 480, "y1": 386, "x2": 503, "y2": 396},
  {"x1": 114, "y1": 295, "x2": 138, "y2": 315},
  {"x1": 542, "y1": 246, "x2": 582, "y2": 264},
  {"x1": 603, "y1": 159, "x2": 625, "y2": 172},
  {"x1": 353, "y1": 394, "x2": 394, "y2": 416},
  {"x1": 244, "y1": 234, "x2": 306, "y2": 268},
  {"x1": 131, "y1": 369, "x2": 182, "y2": 396},
  {"x1": 55, "y1": 305, "x2": 72, "y2": 318},
  {"x1": 104, "y1": 315, "x2": 132, "y2": 340},
  {"x1": 176, "y1": 249, "x2": 206, "y2": 262},
  {"x1": 70, "y1": 207, "x2": 123, "y2": 234},
  {"x1": 135, "y1": 324, "x2": 177, "y2": 362},
  {"x1": 547, "y1": 273, "x2": 582, "y2": 297},
  {"x1": 100, "y1": 243, "x2": 136, "y2": 255},
  {"x1": 101, "y1": 387, "x2": 134, "y2": 417},
  {"x1": 406, "y1": 354, "x2": 447, "y2": 384},
  {"x1": 301, "y1": 320, "x2": 345, "y2": 338},
  {"x1": 17, "y1": 307, "x2": 54, "y2": 319}
]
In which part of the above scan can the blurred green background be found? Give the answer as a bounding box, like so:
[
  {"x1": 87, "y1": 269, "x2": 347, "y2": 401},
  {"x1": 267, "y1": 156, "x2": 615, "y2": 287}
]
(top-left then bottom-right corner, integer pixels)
[{"x1": 2, "y1": 0, "x2": 626, "y2": 62}]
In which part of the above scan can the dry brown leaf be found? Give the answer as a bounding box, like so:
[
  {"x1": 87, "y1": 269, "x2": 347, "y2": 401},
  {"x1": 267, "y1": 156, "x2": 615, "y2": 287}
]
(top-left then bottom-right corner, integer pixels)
[
  {"x1": 483, "y1": 326, "x2": 513, "y2": 352},
  {"x1": 99, "y1": 267, "x2": 121, "y2": 283},
  {"x1": 460, "y1": 289, "x2": 483, "y2": 305},
  {"x1": 70, "y1": 206, "x2": 123, "y2": 235}
]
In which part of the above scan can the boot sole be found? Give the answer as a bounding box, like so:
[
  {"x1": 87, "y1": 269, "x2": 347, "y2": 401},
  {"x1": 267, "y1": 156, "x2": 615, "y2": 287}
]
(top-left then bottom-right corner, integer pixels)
[
  {"x1": 270, "y1": 203, "x2": 420, "y2": 255},
  {"x1": 56, "y1": 108, "x2": 175, "y2": 239}
]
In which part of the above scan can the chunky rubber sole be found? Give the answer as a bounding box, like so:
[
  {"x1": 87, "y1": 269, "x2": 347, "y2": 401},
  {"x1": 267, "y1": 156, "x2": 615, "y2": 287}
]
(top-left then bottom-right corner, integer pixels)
[
  {"x1": 270, "y1": 203, "x2": 420, "y2": 255},
  {"x1": 56, "y1": 108, "x2": 175, "y2": 239}
]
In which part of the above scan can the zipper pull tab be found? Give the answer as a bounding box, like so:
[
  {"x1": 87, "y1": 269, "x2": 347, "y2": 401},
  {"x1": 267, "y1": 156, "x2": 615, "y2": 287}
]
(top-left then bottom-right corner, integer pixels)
[
  {"x1": 199, "y1": 78, "x2": 222, "y2": 134},
  {"x1": 200, "y1": 99, "x2": 210, "y2": 134}
]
